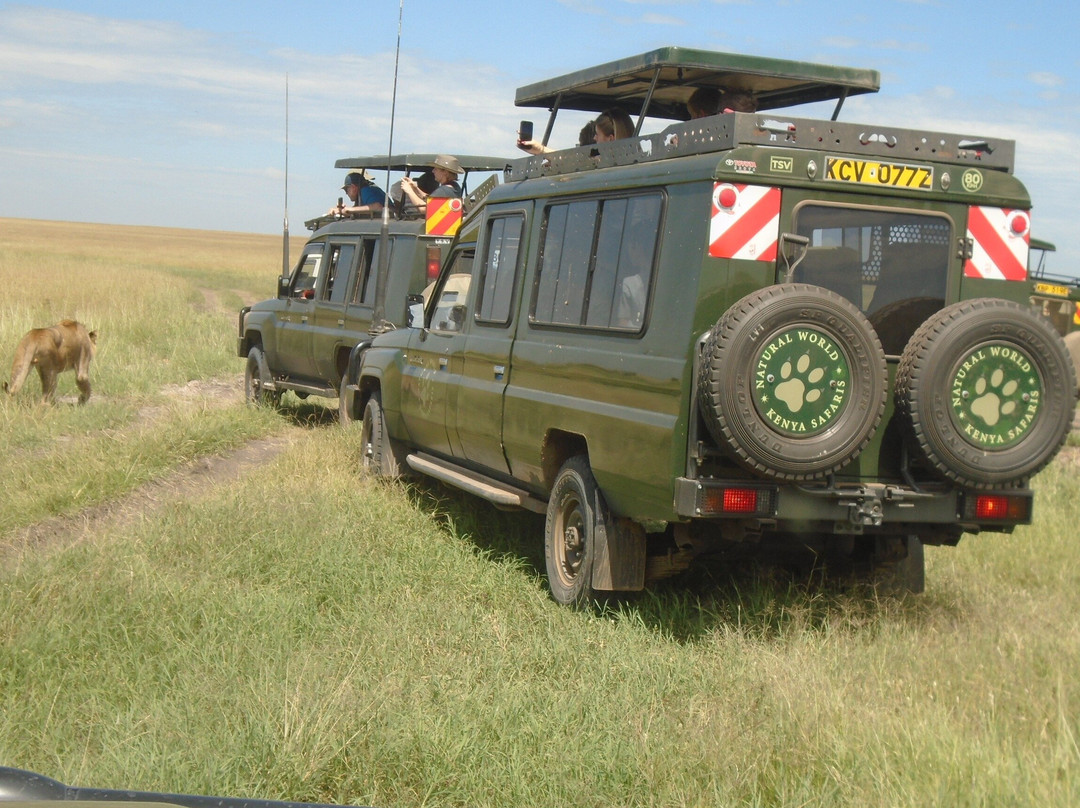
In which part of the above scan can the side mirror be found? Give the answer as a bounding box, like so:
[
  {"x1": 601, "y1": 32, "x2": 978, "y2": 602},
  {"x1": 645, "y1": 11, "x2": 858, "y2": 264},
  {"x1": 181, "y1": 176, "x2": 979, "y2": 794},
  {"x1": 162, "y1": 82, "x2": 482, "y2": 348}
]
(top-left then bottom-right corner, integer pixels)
[
  {"x1": 278, "y1": 276, "x2": 290, "y2": 298},
  {"x1": 406, "y1": 294, "x2": 425, "y2": 328}
]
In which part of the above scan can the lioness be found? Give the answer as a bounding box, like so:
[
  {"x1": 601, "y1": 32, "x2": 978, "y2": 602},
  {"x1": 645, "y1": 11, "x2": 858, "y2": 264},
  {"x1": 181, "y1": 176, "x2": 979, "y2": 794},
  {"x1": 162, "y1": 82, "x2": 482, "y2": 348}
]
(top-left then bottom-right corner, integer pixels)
[{"x1": 3, "y1": 320, "x2": 97, "y2": 404}]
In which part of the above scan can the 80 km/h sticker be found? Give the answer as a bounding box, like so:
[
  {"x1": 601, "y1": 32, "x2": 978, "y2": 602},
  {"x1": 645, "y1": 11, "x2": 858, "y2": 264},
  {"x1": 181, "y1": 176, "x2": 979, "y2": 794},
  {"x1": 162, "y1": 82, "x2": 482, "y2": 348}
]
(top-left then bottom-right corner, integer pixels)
[{"x1": 825, "y1": 157, "x2": 933, "y2": 190}]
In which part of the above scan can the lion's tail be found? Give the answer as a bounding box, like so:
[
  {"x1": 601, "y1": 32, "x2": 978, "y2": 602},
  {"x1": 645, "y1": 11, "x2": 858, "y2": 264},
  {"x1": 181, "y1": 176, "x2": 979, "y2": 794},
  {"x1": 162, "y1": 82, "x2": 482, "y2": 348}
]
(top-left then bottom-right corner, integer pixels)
[{"x1": 4, "y1": 334, "x2": 39, "y2": 395}]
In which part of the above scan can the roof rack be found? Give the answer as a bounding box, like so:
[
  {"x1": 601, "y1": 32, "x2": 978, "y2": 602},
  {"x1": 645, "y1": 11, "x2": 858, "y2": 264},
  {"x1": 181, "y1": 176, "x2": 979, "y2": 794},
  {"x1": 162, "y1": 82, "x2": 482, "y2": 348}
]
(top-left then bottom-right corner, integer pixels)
[
  {"x1": 504, "y1": 111, "x2": 1016, "y2": 182},
  {"x1": 515, "y1": 45, "x2": 881, "y2": 133}
]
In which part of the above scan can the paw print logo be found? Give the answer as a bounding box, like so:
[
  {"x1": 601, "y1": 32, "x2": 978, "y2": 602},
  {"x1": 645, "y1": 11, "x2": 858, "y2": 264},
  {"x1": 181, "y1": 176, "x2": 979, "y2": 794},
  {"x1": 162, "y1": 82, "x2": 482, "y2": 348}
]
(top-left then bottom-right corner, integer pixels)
[
  {"x1": 969, "y1": 369, "x2": 1018, "y2": 427},
  {"x1": 774, "y1": 353, "x2": 826, "y2": 414}
]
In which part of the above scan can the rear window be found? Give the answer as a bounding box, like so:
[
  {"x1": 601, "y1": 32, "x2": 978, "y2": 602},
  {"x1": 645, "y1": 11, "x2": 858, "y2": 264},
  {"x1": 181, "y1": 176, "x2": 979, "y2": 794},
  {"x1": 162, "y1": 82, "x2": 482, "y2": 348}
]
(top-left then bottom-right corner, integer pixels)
[{"x1": 792, "y1": 204, "x2": 952, "y2": 352}]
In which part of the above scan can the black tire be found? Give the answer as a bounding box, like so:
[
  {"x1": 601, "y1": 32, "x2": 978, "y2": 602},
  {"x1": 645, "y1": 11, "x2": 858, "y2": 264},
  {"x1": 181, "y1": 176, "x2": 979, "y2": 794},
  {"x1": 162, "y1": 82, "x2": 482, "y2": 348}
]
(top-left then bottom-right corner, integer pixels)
[
  {"x1": 338, "y1": 374, "x2": 360, "y2": 427},
  {"x1": 545, "y1": 456, "x2": 609, "y2": 607},
  {"x1": 360, "y1": 391, "x2": 408, "y2": 478},
  {"x1": 868, "y1": 296, "x2": 944, "y2": 356},
  {"x1": 244, "y1": 347, "x2": 281, "y2": 408},
  {"x1": 1064, "y1": 330, "x2": 1080, "y2": 395},
  {"x1": 698, "y1": 283, "x2": 888, "y2": 480},
  {"x1": 895, "y1": 298, "x2": 1077, "y2": 488}
]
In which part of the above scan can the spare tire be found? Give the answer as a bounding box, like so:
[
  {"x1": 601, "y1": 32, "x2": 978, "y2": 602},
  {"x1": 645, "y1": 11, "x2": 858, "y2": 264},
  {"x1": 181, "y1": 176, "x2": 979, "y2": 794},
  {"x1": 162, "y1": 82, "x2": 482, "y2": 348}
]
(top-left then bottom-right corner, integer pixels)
[
  {"x1": 894, "y1": 298, "x2": 1077, "y2": 488},
  {"x1": 698, "y1": 283, "x2": 888, "y2": 480}
]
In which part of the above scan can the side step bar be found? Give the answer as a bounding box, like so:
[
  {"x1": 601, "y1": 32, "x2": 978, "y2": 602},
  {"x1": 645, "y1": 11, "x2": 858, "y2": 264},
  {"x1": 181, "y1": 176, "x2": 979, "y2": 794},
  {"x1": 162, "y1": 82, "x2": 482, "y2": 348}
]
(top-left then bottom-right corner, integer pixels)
[
  {"x1": 269, "y1": 379, "x2": 336, "y2": 398},
  {"x1": 406, "y1": 453, "x2": 548, "y2": 514}
]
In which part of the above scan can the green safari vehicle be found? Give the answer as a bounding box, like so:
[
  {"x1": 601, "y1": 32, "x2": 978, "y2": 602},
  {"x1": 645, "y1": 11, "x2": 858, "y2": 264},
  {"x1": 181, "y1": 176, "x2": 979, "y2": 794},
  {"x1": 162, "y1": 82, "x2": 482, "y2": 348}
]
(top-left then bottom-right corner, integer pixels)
[{"x1": 354, "y1": 47, "x2": 1078, "y2": 605}]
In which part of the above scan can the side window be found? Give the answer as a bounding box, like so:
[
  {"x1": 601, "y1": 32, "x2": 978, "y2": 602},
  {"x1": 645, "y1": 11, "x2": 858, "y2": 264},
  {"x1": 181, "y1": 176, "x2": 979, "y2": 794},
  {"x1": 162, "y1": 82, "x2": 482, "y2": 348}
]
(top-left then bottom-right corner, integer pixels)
[
  {"x1": 353, "y1": 237, "x2": 394, "y2": 306},
  {"x1": 290, "y1": 245, "x2": 324, "y2": 299},
  {"x1": 476, "y1": 215, "x2": 524, "y2": 324},
  {"x1": 532, "y1": 192, "x2": 662, "y2": 331},
  {"x1": 323, "y1": 243, "x2": 357, "y2": 304},
  {"x1": 430, "y1": 251, "x2": 474, "y2": 333}
]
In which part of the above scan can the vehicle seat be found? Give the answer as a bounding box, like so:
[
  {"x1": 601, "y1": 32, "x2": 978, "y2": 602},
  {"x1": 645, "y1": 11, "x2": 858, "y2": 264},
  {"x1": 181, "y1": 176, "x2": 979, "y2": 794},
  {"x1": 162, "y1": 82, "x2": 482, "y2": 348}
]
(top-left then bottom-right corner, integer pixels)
[
  {"x1": 868, "y1": 243, "x2": 948, "y2": 314},
  {"x1": 792, "y1": 246, "x2": 862, "y2": 307}
]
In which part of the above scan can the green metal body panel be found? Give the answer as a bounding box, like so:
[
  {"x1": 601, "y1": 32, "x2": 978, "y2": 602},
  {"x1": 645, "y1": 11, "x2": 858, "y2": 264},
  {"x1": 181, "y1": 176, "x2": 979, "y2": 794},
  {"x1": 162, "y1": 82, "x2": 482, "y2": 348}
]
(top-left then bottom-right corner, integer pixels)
[
  {"x1": 238, "y1": 217, "x2": 449, "y2": 395},
  {"x1": 355, "y1": 48, "x2": 1064, "y2": 551}
]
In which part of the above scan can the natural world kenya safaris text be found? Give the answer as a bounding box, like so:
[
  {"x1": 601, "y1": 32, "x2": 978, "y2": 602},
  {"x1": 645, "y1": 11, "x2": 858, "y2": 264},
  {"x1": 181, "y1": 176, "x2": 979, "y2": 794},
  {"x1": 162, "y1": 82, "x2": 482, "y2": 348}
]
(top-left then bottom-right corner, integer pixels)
[{"x1": 2, "y1": 218, "x2": 1079, "y2": 807}]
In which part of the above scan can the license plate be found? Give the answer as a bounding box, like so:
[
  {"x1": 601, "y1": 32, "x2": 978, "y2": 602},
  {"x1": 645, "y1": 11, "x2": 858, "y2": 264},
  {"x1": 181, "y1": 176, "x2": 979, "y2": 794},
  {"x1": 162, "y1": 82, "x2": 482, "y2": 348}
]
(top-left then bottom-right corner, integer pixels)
[
  {"x1": 1034, "y1": 282, "x2": 1070, "y2": 297},
  {"x1": 825, "y1": 157, "x2": 933, "y2": 190}
]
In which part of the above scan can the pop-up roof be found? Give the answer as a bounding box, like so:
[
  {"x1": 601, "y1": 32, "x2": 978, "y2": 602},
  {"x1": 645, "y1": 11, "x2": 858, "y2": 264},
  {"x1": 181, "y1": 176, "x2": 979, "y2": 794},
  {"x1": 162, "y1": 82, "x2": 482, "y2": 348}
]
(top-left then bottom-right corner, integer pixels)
[
  {"x1": 514, "y1": 45, "x2": 880, "y2": 124},
  {"x1": 333, "y1": 154, "x2": 508, "y2": 174}
]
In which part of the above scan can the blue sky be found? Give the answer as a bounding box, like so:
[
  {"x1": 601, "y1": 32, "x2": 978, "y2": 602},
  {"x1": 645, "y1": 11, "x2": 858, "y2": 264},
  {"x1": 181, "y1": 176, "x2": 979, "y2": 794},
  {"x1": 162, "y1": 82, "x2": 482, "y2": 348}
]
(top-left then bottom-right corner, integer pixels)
[{"x1": 1, "y1": 0, "x2": 1078, "y2": 277}]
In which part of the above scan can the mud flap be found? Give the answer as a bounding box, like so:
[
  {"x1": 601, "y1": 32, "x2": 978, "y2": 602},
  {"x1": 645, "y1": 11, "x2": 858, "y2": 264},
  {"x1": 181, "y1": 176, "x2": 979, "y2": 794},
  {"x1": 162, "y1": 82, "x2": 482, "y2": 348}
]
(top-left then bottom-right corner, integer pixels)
[{"x1": 591, "y1": 516, "x2": 647, "y2": 592}]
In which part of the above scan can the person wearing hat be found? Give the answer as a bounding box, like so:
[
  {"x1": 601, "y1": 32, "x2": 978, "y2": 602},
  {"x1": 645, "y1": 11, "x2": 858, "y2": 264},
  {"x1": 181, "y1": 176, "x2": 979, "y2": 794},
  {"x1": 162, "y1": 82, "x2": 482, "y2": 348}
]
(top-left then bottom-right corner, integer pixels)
[
  {"x1": 326, "y1": 170, "x2": 386, "y2": 217},
  {"x1": 399, "y1": 155, "x2": 462, "y2": 214}
]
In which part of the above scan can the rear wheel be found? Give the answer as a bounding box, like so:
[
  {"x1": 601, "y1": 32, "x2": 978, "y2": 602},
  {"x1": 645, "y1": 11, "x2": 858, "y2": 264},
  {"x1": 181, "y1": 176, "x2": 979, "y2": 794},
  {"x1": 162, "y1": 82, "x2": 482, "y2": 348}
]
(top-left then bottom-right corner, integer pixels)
[
  {"x1": 545, "y1": 456, "x2": 608, "y2": 607},
  {"x1": 895, "y1": 298, "x2": 1076, "y2": 487},
  {"x1": 244, "y1": 347, "x2": 281, "y2": 408},
  {"x1": 698, "y1": 284, "x2": 888, "y2": 480}
]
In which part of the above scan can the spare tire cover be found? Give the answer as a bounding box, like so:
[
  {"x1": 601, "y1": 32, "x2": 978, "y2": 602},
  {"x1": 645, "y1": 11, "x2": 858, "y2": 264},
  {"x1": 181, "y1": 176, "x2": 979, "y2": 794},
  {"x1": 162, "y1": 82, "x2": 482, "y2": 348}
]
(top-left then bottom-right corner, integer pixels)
[
  {"x1": 698, "y1": 283, "x2": 888, "y2": 481},
  {"x1": 894, "y1": 298, "x2": 1077, "y2": 488}
]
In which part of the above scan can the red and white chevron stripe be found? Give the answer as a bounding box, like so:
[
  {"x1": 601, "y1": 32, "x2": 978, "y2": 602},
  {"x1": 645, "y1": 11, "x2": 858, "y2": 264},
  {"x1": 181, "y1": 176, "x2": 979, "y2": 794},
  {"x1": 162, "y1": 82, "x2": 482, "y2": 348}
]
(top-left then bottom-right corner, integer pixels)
[
  {"x1": 708, "y1": 183, "x2": 781, "y2": 262},
  {"x1": 964, "y1": 206, "x2": 1029, "y2": 281}
]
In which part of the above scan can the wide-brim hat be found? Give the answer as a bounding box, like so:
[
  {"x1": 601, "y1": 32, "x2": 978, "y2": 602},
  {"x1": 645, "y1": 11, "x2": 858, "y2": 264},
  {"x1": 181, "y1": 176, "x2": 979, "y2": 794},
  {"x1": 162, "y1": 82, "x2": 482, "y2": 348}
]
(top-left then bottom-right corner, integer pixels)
[{"x1": 432, "y1": 155, "x2": 462, "y2": 175}]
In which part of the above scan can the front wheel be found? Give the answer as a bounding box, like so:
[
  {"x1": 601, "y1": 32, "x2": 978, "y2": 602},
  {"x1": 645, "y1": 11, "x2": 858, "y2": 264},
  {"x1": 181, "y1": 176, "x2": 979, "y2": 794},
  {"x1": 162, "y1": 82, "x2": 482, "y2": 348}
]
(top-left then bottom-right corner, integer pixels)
[
  {"x1": 360, "y1": 391, "x2": 408, "y2": 478},
  {"x1": 244, "y1": 347, "x2": 281, "y2": 408},
  {"x1": 545, "y1": 456, "x2": 610, "y2": 608},
  {"x1": 339, "y1": 375, "x2": 360, "y2": 427}
]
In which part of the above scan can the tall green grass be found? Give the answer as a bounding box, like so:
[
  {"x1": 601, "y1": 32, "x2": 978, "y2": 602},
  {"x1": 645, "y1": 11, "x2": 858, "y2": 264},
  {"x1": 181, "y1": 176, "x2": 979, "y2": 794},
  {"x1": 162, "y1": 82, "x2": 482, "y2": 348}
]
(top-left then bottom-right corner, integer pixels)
[
  {"x1": 1, "y1": 219, "x2": 1077, "y2": 807},
  {"x1": 2, "y1": 429, "x2": 1077, "y2": 807}
]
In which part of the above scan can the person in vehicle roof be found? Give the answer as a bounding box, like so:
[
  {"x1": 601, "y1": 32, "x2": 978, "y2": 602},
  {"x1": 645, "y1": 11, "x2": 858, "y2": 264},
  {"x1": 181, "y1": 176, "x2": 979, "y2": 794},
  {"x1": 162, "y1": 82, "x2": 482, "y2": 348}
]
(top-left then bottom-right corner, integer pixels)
[
  {"x1": 327, "y1": 170, "x2": 386, "y2": 217},
  {"x1": 721, "y1": 90, "x2": 757, "y2": 113},
  {"x1": 594, "y1": 107, "x2": 633, "y2": 141},
  {"x1": 515, "y1": 117, "x2": 602, "y2": 155},
  {"x1": 399, "y1": 155, "x2": 461, "y2": 214},
  {"x1": 687, "y1": 87, "x2": 722, "y2": 119}
]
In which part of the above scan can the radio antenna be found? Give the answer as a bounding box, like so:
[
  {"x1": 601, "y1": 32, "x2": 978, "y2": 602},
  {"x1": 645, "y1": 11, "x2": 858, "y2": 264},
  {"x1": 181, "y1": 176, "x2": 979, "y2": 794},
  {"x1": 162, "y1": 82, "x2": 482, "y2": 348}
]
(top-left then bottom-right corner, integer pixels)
[
  {"x1": 281, "y1": 73, "x2": 290, "y2": 278},
  {"x1": 371, "y1": 0, "x2": 405, "y2": 333}
]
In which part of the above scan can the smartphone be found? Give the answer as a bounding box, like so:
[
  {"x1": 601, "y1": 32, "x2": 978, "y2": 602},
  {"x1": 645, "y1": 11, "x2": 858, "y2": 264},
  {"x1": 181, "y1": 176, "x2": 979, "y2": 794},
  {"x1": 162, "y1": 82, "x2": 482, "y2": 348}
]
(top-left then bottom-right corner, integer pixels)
[{"x1": 518, "y1": 120, "x2": 533, "y2": 142}]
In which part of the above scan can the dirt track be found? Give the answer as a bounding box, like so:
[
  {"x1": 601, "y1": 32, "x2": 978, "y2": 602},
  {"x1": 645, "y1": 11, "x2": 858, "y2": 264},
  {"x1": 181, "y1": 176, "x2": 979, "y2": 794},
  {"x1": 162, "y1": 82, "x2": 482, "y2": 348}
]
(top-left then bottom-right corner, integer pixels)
[
  {"x1": 2, "y1": 377, "x2": 297, "y2": 562},
  {"x1": 4, "y1": 376, "x2": 1079, "y2": 564}
]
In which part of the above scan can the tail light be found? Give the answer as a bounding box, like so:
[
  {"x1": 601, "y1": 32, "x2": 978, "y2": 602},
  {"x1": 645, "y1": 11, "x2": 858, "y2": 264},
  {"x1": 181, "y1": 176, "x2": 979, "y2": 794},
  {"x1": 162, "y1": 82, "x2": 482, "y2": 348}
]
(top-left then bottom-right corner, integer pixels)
[
  {"x1": 960, "y1": 491, "x2": 1032, "y2": 523},
  {"x1": 697, "y1": 485, "x2": 776, "y2": 517},
  {"x1": 426, "y1": 246, "x2": 441, "y2": 283}
]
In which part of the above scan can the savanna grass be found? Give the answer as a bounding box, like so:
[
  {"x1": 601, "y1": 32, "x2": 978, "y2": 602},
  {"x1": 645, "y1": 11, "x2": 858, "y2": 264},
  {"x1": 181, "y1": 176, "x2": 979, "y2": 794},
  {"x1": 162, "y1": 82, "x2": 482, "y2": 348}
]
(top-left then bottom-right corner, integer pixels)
[
  {"x1": 0, "y1": 218, "x2": 305, "y2": 528},
  {"x1": 2, "y1": 428, "x2": 1078, "y2": 808},
  {"x1": 1, "y1": 219, "x2": 1077, "y2": 807}
]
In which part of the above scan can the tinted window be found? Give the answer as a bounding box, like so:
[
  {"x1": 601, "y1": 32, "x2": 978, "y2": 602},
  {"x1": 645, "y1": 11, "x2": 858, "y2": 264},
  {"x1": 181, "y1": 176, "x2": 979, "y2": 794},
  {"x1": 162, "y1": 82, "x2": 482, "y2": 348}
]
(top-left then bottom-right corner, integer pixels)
[
  {"x1": 352, "y1": 238, "x2": 394, "y2": 306},
  {"x1": 793, "y1": 205, "x2": 951, "y2": 314},
  {"x1": 290, "y1": 245, "x2": 324, "y2": 298},
  {"x1": 477, "y1": 215, "x2": 524, "y2": 324},
  {"x1": 533, "y1": 193, "x2": 661, "y2": 332},
  {"x1": 324, "y1": 243, "x2": 357, "y2": 304},
  {"x1": 430, "y1": 252, "x2": 474, "y2": 334}
]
